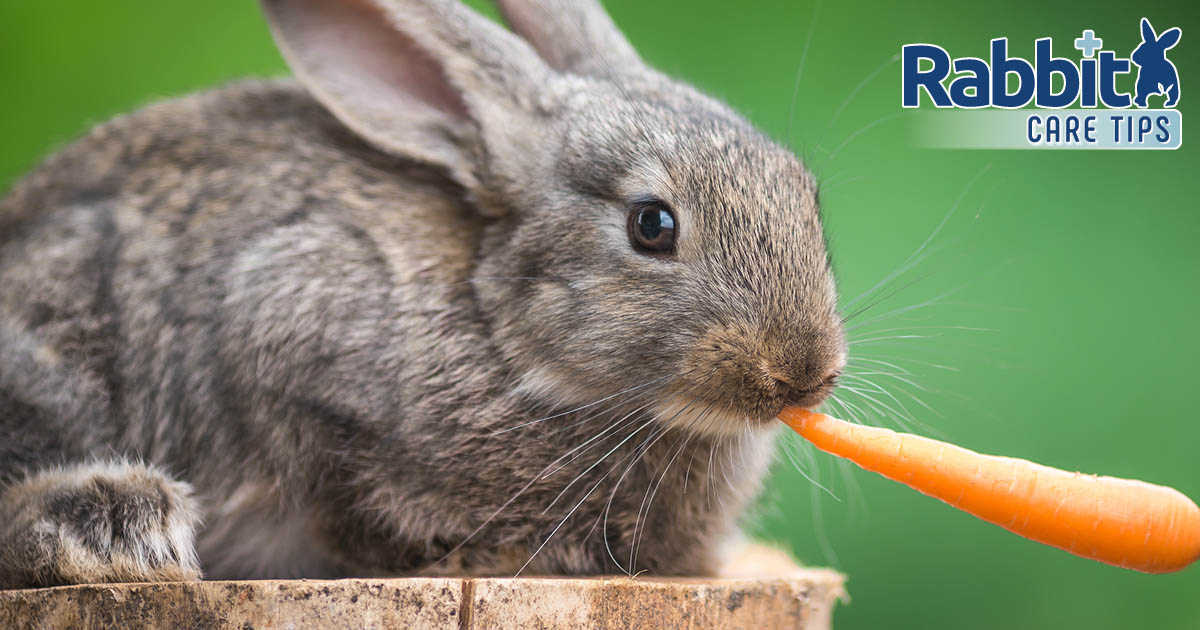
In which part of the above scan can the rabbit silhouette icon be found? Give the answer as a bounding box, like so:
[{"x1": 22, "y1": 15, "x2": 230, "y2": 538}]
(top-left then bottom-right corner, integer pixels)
[{"x1": 1132, "y1": 18, "x2": 1181, "y2": 108}]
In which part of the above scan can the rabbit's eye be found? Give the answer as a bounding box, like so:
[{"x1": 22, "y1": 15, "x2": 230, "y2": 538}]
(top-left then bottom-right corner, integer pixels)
[{"x1": 628, "y1": 202, "x2": 676, "y2": 254}]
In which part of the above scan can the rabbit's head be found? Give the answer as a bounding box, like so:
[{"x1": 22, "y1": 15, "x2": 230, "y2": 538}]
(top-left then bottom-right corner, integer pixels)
[
  {"x1": 263, "y1": 0, "x2": 844, "y2": 436},
  {"x1": 1132, "y1": 17, "x2": 1181, "y2": 67}
]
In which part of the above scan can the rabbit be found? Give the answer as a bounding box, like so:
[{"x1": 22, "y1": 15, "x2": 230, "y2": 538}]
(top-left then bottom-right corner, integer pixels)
[
  {"x1": 1132, "y1": 17, "x2": 1181, "y2": 108},
  {"x1": 0, "y1": 0, "x2": 844, "y2": 589}
]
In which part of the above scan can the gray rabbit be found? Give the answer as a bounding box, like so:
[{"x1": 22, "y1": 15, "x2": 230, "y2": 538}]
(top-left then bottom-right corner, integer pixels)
[{"x1": 0, "y1": 0, "x2": 844, "y2": 588}]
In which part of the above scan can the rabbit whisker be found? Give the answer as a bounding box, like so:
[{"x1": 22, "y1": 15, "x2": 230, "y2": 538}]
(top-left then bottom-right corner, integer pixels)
[
  {"x1": 848, "y1": 324, "x2": 994, "y2": 339},
  {"x1": 543, "y1": 365, "x2": 710, "y2": 438},
  {"x1": 777, "y1": 418, "x2": 838, "y2": 500},
  {"x1": 491, "y1": 373, "x2": 673, "y2": 436},
  {"x1": 601, "y1": 377, "x2": 722, "y2": 573},
  {"x1": 850, "y1": 353, "x2": 961, "y2": 372},
  {"x1": 842, "y1": 271, "x2": 936, "y2": 326},
  {"x1": 839, "y1": 164, "x2": 990, "y2": 324},
  {"x1": 614, "y1": 403, "x2": 700, "y2": 573},
  {"x1": 539, "y1": 404, "x2": 658, "y2": 494},
  {"x1": 816, "y1": 52, "x2": 900, "y2": 149},
  {"x1": 785, "y1": 0, "x2": 822, "y2": 148},
  {"x1": 516, "y1": 414, "x2": 664, "y2": 576},
  {"x1": 595, "y1": 422, "x2": 674, "y2": 574},
  {"x1": 435, "y1": 362, "x2": 717, "y2": 572},
  {"x1": 630, "y1": 415, "x2": 706, "y2": 571},
  {"x1": 540, "y1": 367, "x2": 716, "y2": 512},
  {"x1": 817, "y1": 173, "x2": 879, "y2": 194},
  {"x1": 837, "y1": 383, "x2": 919, "y2": 434},
  {"x1": 428, "y1": 380, "x2": 678, "y2": 570},
  {"x1": 845, "y1": 356, "x2": 913, "y2": 375},
  {"x1": 821, "y1": 111, "x2": 904, "y2": 161}
]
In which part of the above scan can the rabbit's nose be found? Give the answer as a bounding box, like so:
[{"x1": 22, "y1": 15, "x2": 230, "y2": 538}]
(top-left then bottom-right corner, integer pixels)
[{"x1": 764, "y1": 364, "x2": 841, "y2": 409}]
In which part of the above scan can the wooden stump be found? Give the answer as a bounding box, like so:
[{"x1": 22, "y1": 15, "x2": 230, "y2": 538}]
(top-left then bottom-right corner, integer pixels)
[{"x1": 0, "y1": 571, "x2": 845, "y2": 629}]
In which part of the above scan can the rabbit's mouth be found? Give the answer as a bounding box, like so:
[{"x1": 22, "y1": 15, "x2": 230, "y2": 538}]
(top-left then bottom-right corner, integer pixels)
[
  {"x1": 652, "y1": 378, "x2": 837, "y2": 437},
  {"x1": 661, "y1": 325, "x2": 843, "y2": 436}
]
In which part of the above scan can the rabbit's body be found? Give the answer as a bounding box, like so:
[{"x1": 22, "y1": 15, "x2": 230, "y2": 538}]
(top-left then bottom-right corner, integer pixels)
[
  {"x1": 0, "y1": 80, "x2": 774, "y2": 584},
  {"x1": 1, "y1": 0, "x2": 842, "y2": 588}
]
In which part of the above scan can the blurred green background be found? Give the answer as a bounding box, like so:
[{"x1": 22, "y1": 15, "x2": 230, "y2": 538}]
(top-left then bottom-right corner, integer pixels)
[{"x1": 2, "y1": 1, "x2": 1196, "y2": 627}]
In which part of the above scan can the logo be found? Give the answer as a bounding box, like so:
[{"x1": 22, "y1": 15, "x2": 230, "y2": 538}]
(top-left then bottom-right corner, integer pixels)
[{"x1": 902, "y1": 18, "x2": 1182, "y2": 150}]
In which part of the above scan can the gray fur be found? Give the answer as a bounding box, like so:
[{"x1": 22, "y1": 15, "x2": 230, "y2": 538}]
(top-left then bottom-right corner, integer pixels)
[{"x1": 0, "y1": 0, "x2": 842, "y2": 588}]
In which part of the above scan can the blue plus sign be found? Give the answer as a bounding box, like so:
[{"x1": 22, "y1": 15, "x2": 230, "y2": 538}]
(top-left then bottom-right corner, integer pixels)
[{"x1": 1074, "y1": 29, "x2": 1103, "y2": 58}]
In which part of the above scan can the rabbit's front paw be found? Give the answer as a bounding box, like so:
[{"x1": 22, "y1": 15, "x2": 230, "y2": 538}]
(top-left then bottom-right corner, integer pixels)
[{"x1": 0, "y1": 462, "x2": 201, "y2": 588}]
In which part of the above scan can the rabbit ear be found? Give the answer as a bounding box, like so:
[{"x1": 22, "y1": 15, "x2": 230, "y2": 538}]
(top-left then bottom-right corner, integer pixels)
[
  {"x1": 1157, "y1": 27, "x2": 1181, "y2": 49},
  {"x1": 493, "y1": 0, "x2": 643, "y2": 77},
  {"x1": 1141, "y1": 18, "x2": 1157, "y2": 43},
  {"x1": 261, "y1": 0, "x2": 552, "y2": 202}
]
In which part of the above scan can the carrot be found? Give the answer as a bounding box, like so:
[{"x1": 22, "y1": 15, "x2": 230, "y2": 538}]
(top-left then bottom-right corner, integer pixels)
[{"x1": 779, "y1": 408, "x2": 1200, "y2": 574}]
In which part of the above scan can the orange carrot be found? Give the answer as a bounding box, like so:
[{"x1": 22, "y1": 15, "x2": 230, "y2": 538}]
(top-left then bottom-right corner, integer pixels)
[{"x1": 779, "y1": 408, "x2": 1200, "y2": 573}]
